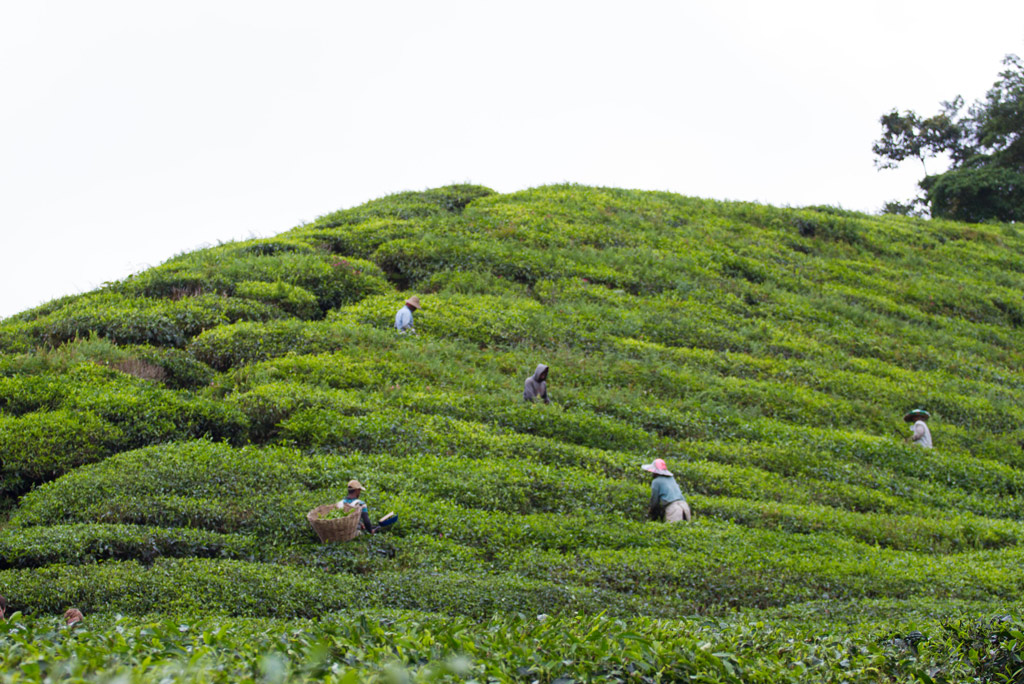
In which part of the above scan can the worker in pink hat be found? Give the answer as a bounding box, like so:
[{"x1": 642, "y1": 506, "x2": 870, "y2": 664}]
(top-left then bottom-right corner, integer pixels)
[{"x1": 642, "y1": 458, "x2": 691, "y2": 523}]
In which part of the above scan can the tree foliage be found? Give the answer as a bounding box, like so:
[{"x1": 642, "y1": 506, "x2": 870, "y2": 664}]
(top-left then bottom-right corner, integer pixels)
[{"x1": 875, "y1": 54, "x2": 1024, "y2": 222}]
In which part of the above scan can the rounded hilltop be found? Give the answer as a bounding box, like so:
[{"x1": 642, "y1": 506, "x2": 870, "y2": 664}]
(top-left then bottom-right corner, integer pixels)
[{"x1": 2, "y1": 184, "x2": 1024, "y2": 681}]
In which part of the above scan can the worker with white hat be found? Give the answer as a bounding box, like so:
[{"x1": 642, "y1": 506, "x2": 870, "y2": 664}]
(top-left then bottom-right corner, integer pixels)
[{"x1": 903, "y1": 409, "x2": 933, "y2": 448}]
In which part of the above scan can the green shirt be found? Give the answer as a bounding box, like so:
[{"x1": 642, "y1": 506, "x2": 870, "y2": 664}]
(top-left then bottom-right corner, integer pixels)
[{"x1": 649, "y1": 475, "x2": 684, "y2": 509}]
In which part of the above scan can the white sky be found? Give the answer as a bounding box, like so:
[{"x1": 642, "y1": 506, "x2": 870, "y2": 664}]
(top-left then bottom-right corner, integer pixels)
[{"x1": 2, "y1": 1, "x2": 1022, "y2": 320}]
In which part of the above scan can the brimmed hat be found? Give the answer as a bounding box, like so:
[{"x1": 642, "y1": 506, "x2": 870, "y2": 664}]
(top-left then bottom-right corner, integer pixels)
[
  {"x1": 641, "y1": 458, "x2": 673, "y2": 476},
  {"x1": 405, "y1": 296, "x2": 422, "y2": 310},
  {"x1": 347, "y1": 479, "x2": 366, "y2": 492},
  {"x1": 903, "y1": 409, "x2": 930, "y2": 423}
]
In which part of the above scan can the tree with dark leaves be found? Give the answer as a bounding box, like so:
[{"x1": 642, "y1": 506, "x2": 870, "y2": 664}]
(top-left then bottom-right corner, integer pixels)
[{"x1": 874, "y1": 54, "x2": 1024, "y2": 222}]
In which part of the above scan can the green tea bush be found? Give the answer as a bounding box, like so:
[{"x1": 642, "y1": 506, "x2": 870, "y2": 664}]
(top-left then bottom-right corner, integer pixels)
[
  {"x1": 363, "y1": 451, "x2": 638, "y2": 516},
  {"x1": 0, "y1": 384, "x2": 249, "y2": 497},
  {"x1": 232, "y1": 280, "x2": 320, "y2": 319},
  {"x1": 0, "y1": 361, "x2": 245, "y2": 446},
  {"x1": 312, "y1": 185, "x2": 495, "y2": 226},
  {"x1": 0, "y1": 557, "x2": 650, "y2": 621},
  {"x1": 122, "y1": 249, "x2": 392, "y2": 315},
  {"x1": 370, "y1": 235, "x2": 627, "y2": 290},
  {"x1": 0, "y1": 374, "x2": 68, "y2": 414},
  {"x1": 0, "y1": 558, "x2": 362, "y2": 618},
  {"x1": 699, "y1": 496, "x2": 1022, "y2": 553},
  {"x1": 189, "y1": 320, "x2": 364, "y2": 371},
  {"x1": 0, "y1": 324, "x2": 31, "y2": 354},
  {"x1": 227, "y1": 381, "x2": 368, "y2": 440},
  {"x1": 424, "y1": 269, "x2": 531, "y2": 296},
  {"x1": 58, "y1": 370, "x2": 248, "y2": 446},
  {"x1": 228, "y1": 237, "x2": 317, "y2": 257},
  {"x1": 504, "y1": 529, "x2": 1024, "y2": 609},
  {"x1": 22, "y1": 293, "x2": 285, "y2": 347},
  {"x1": 122, "y1": 344, "x2": 216, "y2": 389},
  {"x1": 9, "y1": 441, "x2": 345, "y2": 541},
  {"x1": 230, "y1": 348, "x2": 418, "y2": 392},
  {"x1": 381, "y1": 391, "x2": 655, "y2": 453},
  {"x1": 0, "y1": 609, "x2": 990, "y2": 684},
  {"x1": 0, "y1": 524, "x2": 257, "y2": 568},
  {"x1": 291, "y1": 218, "x2": 419, "y2": 258},
  {"x1": 384, "y1": 496, "x2": 1024, "y2": 608},
  {"x1": 791, "y1": 211, "x2": 865, "y2": 245},
  {"x1": 3, "y1": 293, "x2": 87, "y2": 324},
  {"x1": 940, "y1": 616, "x2": 1024, "y2": 684},
  {"x1": 0, "y1": 334, "x2": 130, "y2": 376},
  {"x1": 0, "y1": 409, "x2": 122, "y2": 494},
  {"x1": 277, "y1": 409, "x2": 634, "y2": 478}
]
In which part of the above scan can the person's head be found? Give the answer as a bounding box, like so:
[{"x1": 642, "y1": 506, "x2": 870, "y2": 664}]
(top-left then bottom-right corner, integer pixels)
[
  {"x1": 534, "y1": 364, "x2": 549, "y2": 381},
  {"x1": 405, "y1": 296, "x2": 422, "y2": 311},
  {"x1": 347, "y1": 479, "x2": 366, "y2": 498},
  {"x1": 64, "y1": 608, "x2": 83, "y2": 627},
  {"x1": 641, "y1": 458, "x2": 673, "y2": 478}
]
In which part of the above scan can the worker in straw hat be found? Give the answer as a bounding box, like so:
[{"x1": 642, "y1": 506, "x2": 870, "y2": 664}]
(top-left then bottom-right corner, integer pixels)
[
  {"x1": 395, "y1": 296, "x2": 422, "y2": 332},
  {"x1": 338, "y1": 479, "x2": 378, "y2": 534},
  {"x1": 903, "y1": 409, "x2": 933, "y2": 448},
  {"x1": 641, "y1": 458, "x2": 691, "y2": 523}
]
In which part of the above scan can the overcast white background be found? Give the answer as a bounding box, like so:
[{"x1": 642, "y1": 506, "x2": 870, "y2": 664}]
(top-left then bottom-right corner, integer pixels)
[{"x1": 2, "y1": 1, "x2": 1022, "y2": 320}]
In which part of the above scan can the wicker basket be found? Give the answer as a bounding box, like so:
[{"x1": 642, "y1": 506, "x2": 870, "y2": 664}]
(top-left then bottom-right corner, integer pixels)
[{"x1": 307, "y1": 503, "x2": 362, "y2": 543}]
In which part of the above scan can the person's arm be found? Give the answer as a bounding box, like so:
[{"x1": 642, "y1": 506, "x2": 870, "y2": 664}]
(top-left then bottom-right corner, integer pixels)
[
  {"x1": 648, "y1": 481, "x2": 661, "y2": 520},
  {"x1": 541, "y1": 384, "x2": 550, "y2": 404},
  {"x1": 359, "y1": 507, "x2": 374, "y2": 533}
]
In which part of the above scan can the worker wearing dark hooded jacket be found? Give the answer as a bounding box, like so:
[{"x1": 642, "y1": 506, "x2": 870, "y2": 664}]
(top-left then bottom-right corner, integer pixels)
[{"x1": 523, "y1": 364, "x2": 550, "y2": 404}]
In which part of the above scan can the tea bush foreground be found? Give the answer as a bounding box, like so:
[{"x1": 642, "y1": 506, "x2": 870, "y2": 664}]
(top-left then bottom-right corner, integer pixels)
[{"x1": 2, "y1": 184, "x2": 1024, "y2": 682}]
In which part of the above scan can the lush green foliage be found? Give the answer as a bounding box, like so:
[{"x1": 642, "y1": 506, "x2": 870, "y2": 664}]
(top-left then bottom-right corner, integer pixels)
[
  {"x1": 3, "y1": 184, "x2": 1024, "y2": 681},
  {"x1": 875, "y1": 53, "x2": 1024, "y2": 221},
  {"x1": 117, "y1": 241, "x2": 392, "y2": 316},
  {"x1": 9, "y1": 608, "x2": 1020, "y2": 683}
]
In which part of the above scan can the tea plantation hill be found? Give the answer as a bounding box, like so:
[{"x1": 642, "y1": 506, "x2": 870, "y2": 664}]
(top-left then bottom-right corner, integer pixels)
[{"x1": 2, "y1": 184, "x2": 1024, "y2": 681}]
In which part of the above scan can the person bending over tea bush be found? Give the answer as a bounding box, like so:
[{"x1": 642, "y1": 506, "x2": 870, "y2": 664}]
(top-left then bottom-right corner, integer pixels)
[
  {"x1": 395, "y1": 296, "x2": 421, "y2": 333},
  {"x1": 523, "y1": 364, "x2": 551, "y2": 404},
  {"x1": 64, "y1": 608, "x2": 84, "y2": 627},
  {"x1": 642, "y1": 458, "x2": 691, "y2": 523},
  {"x1": 338, "y1": 479, "x2": 378, "y2": 534},
  {"x1": 904, "y1": 409, "x2": 933, "y2": 449}
]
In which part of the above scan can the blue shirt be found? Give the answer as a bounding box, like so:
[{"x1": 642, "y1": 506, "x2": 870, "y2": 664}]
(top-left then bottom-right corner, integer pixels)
[
  {"x1": 649, "y1": 475, "x2": 684, "y2": 508},
  {"x1": 395, "y1": 306, "x2": 414, "y2": 330}
]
